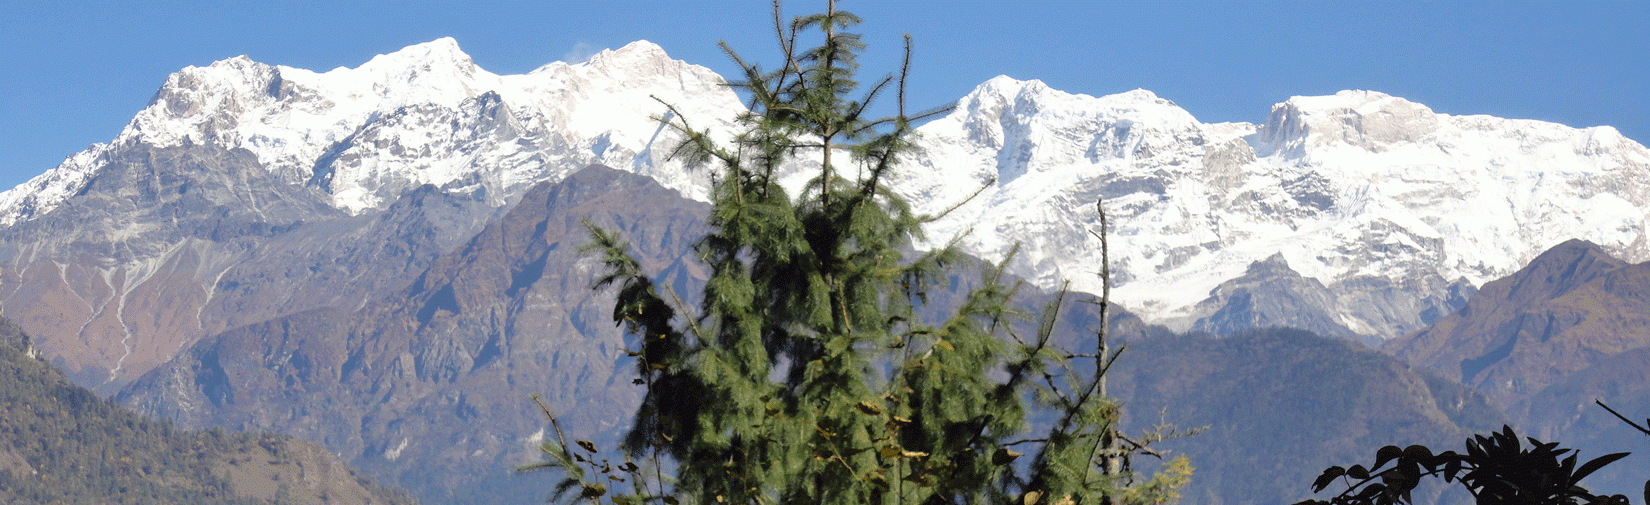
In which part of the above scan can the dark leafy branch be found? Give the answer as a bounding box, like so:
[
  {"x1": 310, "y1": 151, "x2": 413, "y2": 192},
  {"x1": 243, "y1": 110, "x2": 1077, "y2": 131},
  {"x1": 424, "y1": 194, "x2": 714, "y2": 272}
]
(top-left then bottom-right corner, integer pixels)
[{"x1": 1297, "y1": 425, "x2": 1630, "y2": 505}]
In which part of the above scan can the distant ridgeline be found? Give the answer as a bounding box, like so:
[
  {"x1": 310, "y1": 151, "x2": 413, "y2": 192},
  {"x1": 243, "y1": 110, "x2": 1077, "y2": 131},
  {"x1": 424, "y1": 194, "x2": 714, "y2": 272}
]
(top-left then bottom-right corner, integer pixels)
[{"x1": 0, "y1": 317, "x2": 416, "y2": 505}]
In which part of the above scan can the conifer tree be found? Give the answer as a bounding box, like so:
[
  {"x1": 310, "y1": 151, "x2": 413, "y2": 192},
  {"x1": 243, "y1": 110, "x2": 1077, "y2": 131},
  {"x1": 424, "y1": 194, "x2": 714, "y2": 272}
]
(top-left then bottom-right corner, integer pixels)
[{"x1": 526, "y1": 2, "x2": 1195, "y2": 504}]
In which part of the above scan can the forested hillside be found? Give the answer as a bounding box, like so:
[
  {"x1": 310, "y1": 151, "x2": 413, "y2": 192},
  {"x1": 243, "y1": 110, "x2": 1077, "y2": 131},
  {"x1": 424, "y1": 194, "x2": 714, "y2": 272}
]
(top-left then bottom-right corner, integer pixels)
[{"x1": 0, "y1": 317, "x2": 416, "y2": 505}]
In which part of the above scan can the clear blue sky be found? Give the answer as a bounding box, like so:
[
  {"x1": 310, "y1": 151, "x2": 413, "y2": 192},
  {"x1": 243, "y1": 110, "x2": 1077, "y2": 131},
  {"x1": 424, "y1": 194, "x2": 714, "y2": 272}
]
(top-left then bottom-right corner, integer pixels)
[{"x1": 2, "y1": 1, "x2": 1646, "y2": 191}]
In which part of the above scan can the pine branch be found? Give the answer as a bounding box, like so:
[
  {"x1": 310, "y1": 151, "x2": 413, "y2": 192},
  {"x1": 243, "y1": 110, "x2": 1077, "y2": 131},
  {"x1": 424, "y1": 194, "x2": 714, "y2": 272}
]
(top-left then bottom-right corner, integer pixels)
[
  {"x1": 663, "y1": 285, "x2": 708, "y2": 347},
  {"x1": 919, "y1": 176, "x2": 994, "y2": 223},
  {"x1": 898, "y1": 34, "x2": 910, "y2": 119}
]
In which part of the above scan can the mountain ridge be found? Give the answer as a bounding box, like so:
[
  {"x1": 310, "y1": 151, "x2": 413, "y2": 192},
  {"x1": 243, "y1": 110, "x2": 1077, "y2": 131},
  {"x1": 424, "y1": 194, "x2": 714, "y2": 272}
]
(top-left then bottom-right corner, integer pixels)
[
  {"x1": 903, "y1": 77, "x2": 1649, "y2": 339},
  {"x1": 0, "y1": 37, "x2": 739, "y2": 224},
  {"x1": 113, "y1": 164, "x2": 1517, "y2": 505},
  {"x1": 1380, "y1": 238, "x2": 1650, "y2": 500},
  {"x1": 116, "y1": 165, "x2": 712, "y2": 503},
  {"x1": 1, "y1": 34, "x2": 1646, "y2": 505},
  {"x1": 1385, "y1": 238, "x2": 1650, "y2": 406},
  {"x1": 5, "y1": 38, "x2": 1647, "y2": 348}
]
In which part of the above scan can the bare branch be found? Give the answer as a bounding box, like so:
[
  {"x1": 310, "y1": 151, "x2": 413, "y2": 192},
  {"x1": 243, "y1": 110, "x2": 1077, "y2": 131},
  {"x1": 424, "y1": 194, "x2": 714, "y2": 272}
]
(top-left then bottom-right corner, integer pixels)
[
  {"x1": 1597, "y1": 399, "x2": 1650, "y2": 436},
  {"x1": 920, "y1": 177, "x2": 995, "y2": 223}
]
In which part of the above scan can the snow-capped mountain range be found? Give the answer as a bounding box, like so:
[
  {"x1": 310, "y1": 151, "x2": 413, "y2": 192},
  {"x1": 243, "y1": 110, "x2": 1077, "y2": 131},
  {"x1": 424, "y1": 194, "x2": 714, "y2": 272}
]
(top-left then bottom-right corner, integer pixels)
[
  {"x1": 4, "y1": 37, "x2": 1647, "y2": 345},
  {"x1": 904, "y1": 78, "x2": 1650, "y2": 338},
  {"x1": 0, "y1": 37, "x2": 736, "y2": 224}
]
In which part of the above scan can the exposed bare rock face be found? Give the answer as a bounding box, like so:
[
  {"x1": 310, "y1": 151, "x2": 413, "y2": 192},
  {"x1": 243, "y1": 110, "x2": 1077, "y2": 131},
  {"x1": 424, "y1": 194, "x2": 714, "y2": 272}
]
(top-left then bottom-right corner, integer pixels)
[
  {"x1": 119, "y1": 166, "x2": 710, "y2": 504},
  {"x1": 0, "y1": 141, "x2": 339, "y2": 393},
  {"x1": 4, "y1": 39, "x2": 1648, "y2": 405},
  {"x1": 1190, "y1": 253, "x2": 1367, "y2": 344},
  {"x1": 105, "y1": 165, "x2": 1524, "y2": 505},
  {"x1": 1189, "y1": 252, "x2": 1478, "y2": 347},
  {"x1": 0, "y1": 140, "x2": 495, "y2": 395}
]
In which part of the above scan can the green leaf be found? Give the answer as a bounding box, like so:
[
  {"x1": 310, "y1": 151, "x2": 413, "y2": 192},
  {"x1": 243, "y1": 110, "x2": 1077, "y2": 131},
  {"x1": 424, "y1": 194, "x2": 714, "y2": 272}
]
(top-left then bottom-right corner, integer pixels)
[
  {"x1": 1311, "y1": 466, "x2": 1346, "y2": 492},
  {"x1": 1443, "y1": 458, "x2": 1464, "y2": 482},
  {"x1": 1347, "y1": 464, "x2": 1370, "y2": 480},
  {"x1": 1373, "y1": 445, "x2": 1403, "y2": 470},
  {"x1": 1573, "y1": 452, "x2": 1630, "y2": 482}
]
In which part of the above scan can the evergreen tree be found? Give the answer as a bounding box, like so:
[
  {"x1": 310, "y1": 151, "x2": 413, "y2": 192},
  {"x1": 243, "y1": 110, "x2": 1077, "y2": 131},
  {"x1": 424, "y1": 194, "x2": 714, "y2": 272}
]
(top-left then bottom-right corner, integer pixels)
[{"x1": 526, "y1": 2, "x2": 1195, "y2": 504}]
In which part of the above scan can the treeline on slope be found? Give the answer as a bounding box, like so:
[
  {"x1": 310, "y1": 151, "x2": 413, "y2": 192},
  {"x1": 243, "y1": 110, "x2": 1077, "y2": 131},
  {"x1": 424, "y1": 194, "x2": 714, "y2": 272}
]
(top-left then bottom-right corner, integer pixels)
[{"x1": 0, "y1": 317, "x2": 416, "y2": 505}]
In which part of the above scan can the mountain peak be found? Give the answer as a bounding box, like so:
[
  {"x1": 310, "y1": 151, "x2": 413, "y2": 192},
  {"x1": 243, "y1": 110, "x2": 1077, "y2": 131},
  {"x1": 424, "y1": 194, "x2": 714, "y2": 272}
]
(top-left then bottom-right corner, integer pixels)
[
  {"x1": 352, "y1": 37, "x2": 480, "y2": 88},
  {"x1": 954, "y1": 77, "x2": 1194, "y2": 124},
  {"x1": 365, "y1": 37, "x2": 473, "y2": 67},
  {"x1": 1115, "y1": 87, "x2": 1165, "y2": 103},
  {"x1": 1284, "y1": 89, "x2": 1396, "y2": 112},
  {"x1": 1383, "y1": 238, "x2": 1650, "y2": 406},
  {"x1": 1247, "y1": 252, "x2": 1295, "y2": 276},
  {"x1": 606, "y1": 40, "x2": 670, "y2": 60},
  {"x1": 983, "y1": 74, "x2": 1024, "y2": 85},
  {"x1": 959, "y1": 76, "x2": 1067, "y2": 110},
  {"x1": 205, "y1": 54, "x2": 261, "y2": 70},
  {"x1": 1504, "y1": 239, "x2": 1626, "y2": 300},
  {"x1": 1256, "y1": 89, "x2": 1441, "y2": 155},
  {"x1": 572, "y1": 39, "x2": 681, "y2": 77}
]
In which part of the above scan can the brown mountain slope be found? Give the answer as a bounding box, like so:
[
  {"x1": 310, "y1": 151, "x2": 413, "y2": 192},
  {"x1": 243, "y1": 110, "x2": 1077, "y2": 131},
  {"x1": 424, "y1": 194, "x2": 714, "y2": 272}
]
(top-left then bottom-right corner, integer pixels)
[
  {"x1": 118, "y1": 165, "x2": 710, "y2": 504},
  {"x1": 0, "y1": 141, "x2": 496, "y2": 395},
  {"x1": 113, "y1": 163, "x2": 1526, "y2": 505},
  {"x1": 0, "y1": 316, "x2": 414, "y2": 505},
  {"x1": 1383, "y1": 239, "x2": 1650, "y2": 406},
  {"x1": 1111, "y1": 328, "x2": 1505, "y2": 505},
  {"x1": 115, "y1": 163, "x2": 1180, "y2": 504}
]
